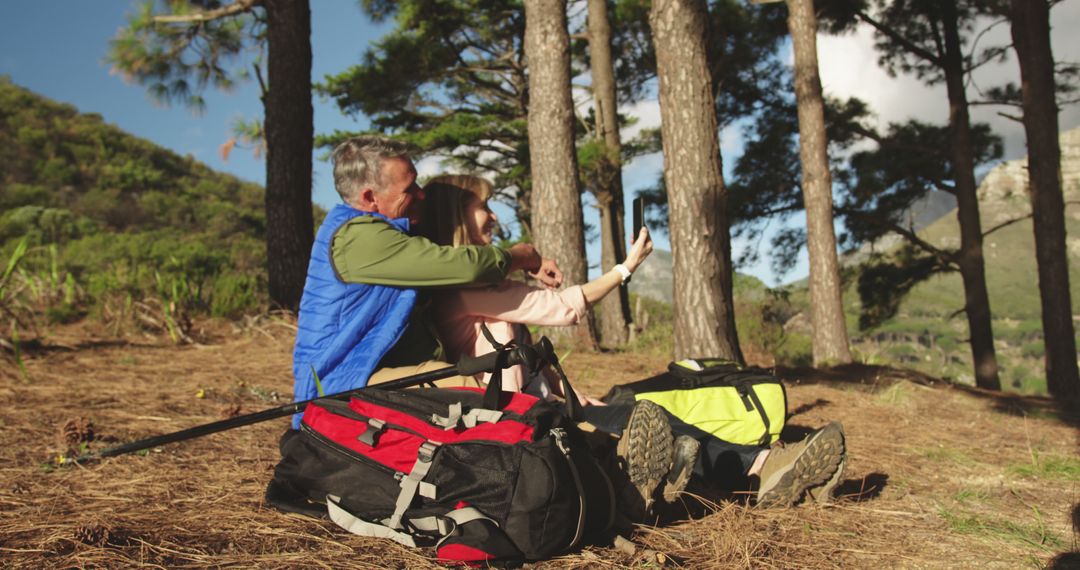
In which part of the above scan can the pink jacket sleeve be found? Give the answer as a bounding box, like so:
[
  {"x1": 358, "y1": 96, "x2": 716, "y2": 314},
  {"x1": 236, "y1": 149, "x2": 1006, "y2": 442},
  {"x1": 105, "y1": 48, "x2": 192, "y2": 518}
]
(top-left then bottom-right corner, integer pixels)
[{"x1": 450, "y1": 280, "x2": 588, "y2": 326}]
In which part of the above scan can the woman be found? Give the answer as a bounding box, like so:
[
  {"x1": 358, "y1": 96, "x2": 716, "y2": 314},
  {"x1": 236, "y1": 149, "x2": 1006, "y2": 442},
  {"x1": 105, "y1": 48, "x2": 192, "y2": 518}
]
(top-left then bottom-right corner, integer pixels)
[{"x1": 422, "y1": 174, "x2": 652, "y2": 403}]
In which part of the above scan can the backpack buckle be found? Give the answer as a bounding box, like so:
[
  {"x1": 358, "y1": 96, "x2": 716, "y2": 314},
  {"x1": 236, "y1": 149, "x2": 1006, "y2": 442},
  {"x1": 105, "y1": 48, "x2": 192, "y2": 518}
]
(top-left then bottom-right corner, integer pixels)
[
  {"x1": 357, "y1": 418, "x2": 386, "y2": 446},
  {"x1": 417, "y1": 441, "x2": 440, "y2": 463}
]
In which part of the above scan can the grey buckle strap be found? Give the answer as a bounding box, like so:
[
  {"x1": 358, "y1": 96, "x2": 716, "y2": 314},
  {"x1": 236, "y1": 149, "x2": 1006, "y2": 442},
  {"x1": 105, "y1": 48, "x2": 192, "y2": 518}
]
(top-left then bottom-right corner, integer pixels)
[
  {"x1": 431, "y1": 403, "x2": 504, "y2": 429},
  {"x1": 328, "y1": 496, "x2": 495, "y2": 549},
  {"x1": 386, "y1": 441, "x2": 440, "y2": 530},
  {"x1": 443, "y1": 506, "x2": 490, "y2": 527},
  {"x1": 357, "y1": 418, "x2": 386, "y2": 446},
  {"x1": 434, "y1": 507, "x2": 500, "y2": 550},
  {"x1": 431, "y1": 402, "x2": 464, "y2": 428},
  {"x1": 462, "y1": 408, "x2": 503, "y2": 428},
  {"x1": 327, "y1": 495, "x2": 418, "y2": 548}
]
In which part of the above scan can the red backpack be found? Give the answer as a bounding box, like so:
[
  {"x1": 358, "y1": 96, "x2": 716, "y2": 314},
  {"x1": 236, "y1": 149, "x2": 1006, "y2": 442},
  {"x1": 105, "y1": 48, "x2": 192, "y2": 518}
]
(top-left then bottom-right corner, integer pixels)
[{"x1": 265, "y1": 374, "x2": 615, "y2": 566}]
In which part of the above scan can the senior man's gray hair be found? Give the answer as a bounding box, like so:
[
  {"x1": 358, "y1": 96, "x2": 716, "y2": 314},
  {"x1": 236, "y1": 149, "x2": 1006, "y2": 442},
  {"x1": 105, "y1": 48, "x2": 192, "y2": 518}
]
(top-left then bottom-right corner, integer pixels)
[{"x1": 331, "y1": 136, "x2": 415, "y2": 204}]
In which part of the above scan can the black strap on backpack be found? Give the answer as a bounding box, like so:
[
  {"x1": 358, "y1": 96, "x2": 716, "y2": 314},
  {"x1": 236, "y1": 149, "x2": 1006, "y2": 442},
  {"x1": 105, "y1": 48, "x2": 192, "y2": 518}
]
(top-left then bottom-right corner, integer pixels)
[
  {"x1": 478, "y1": 324, "x2": 583, "y2": 423},
  {"x1": 735, "y1": 380, "x2": 772, "y2": 446}
]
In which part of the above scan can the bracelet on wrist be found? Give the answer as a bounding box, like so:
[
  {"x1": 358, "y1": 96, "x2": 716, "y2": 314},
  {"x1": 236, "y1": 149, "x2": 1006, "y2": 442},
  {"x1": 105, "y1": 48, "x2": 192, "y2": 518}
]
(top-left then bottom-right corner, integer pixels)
[{"x1": 613, "y1": 263, "x2": 632, "y2": 284}]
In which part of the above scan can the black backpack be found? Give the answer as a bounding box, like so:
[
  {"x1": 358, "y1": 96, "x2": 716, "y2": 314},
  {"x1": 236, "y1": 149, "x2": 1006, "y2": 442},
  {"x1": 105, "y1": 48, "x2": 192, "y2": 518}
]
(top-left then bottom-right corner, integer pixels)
[{"x1": 265, "y1": 372, "x2": 615, "y2": 566}]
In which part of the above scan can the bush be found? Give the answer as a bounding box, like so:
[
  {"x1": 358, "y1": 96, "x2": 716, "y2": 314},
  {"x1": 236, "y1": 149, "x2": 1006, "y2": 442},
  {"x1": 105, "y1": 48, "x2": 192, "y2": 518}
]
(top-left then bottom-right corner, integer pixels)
[
  {"x1": 1021, "y1": 340, "x2": 1045, "y2": 359},
  {"x1": 210, "y1": 273, "x2": 263, "y2": 318},
  {"x1": 774, "y1": 332, "x2": 813, "y2": 368},
  {"x1": 625, "y1": 294, "x2": 674, "y2": 357}
]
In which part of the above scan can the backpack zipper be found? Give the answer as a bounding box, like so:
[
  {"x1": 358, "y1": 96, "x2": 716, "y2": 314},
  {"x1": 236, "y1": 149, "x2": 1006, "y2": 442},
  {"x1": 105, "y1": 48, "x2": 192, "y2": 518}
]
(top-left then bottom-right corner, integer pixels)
[
  {"x1": 550, "y1": 428, "x2": 587, "y2": 550},
  {"x1": 300, "y1": 422, "x2": 398, "y2": 477}
]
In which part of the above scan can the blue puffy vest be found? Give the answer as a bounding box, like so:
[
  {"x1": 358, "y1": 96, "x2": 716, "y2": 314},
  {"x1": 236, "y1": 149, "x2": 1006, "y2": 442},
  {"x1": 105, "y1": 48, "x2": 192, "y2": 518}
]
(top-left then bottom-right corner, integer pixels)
[{"x1": 291, "y1": 204, "x2": 417, "y2": 428}]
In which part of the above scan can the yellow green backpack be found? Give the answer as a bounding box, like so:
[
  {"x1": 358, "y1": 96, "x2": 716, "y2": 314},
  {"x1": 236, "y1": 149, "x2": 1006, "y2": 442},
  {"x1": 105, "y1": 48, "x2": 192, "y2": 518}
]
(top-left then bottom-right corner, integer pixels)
[{"x1": 602, "y1": 359, "x2": 787, "y2": 446}]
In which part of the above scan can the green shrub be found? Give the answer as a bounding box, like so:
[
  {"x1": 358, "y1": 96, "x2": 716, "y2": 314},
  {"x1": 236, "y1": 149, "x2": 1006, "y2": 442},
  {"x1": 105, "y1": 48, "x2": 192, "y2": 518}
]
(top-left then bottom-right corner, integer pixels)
[
  {"x1": 1021, "y1": 340, "x2": 1044, "y2": 359},
  {"x1": 210, "y1": 273, "x2": 263, "y2": 318},
  {"x1": 774, "y1": 332, "x2": 813, "y2": 367},
  {"x1": 626, "y1": 294, "x2": 674, "y2": 356}
]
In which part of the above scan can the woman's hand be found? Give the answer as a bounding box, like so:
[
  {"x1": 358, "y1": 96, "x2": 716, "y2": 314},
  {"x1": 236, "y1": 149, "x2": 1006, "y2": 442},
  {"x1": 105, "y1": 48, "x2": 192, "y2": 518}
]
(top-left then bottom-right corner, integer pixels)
[{"x1": 623, "y1": 227, "x2": 653, "y2": 273}]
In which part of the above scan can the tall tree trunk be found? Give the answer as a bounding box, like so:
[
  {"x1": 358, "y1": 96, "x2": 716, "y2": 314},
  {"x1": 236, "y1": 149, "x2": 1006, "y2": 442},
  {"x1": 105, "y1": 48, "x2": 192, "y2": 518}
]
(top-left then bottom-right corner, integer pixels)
[
  {"x1": 524, "y1": 0, "x2": 597, "y2": 349},
  {"x1": 786, "y1": 0, "x2": 852, "y2": 366},
  {"x1": 1010, "y1": 0, "x2": 1079, "y2": 406},
  {"x1": 264, "y1": 0, "x2": 314, "y2": 312},
  {"x1": 941, "y1": 1, "x2": 1000, "y2": 390},
  {"x1": 587, "y1": 0, "x2": 632, "y2": 348},
  {"x1": 650, "y1": 0, "x2": 743, "y2": 362}
]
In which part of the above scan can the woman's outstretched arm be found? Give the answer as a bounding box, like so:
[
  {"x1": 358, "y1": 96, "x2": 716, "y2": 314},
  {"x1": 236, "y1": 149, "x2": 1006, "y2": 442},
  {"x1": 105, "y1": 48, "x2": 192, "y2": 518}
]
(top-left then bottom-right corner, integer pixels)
[{"x1": 580, "y1": 227, "x2": 653, "y2": 304}]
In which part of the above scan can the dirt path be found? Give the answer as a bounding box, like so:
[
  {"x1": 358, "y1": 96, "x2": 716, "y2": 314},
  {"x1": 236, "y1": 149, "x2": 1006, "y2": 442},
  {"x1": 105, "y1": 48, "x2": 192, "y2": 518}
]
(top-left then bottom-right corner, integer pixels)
[{"x1": 1, "y1": 326, "x2": 1077, "y2": 568}]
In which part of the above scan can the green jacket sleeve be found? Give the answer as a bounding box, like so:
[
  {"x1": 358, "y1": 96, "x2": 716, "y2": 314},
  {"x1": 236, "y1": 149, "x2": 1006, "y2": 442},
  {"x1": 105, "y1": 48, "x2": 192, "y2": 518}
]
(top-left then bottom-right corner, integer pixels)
[{"x1": 331, "y1": 217, "x2": 511, "y2": 287}]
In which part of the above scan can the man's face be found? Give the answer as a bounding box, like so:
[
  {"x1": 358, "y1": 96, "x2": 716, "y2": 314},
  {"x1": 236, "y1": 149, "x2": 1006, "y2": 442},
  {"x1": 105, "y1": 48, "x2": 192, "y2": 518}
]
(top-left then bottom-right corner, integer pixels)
[{"x1": 374, "y1": 157, "x2": 425, "y2": 226}]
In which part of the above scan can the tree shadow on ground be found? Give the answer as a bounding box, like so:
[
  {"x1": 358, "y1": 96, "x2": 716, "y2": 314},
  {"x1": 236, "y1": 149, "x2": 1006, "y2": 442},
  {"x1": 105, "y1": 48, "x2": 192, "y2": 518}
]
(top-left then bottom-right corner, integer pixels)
[
  {"x1": 4, "y1": 337, "x2": 169, "y2": 357},
  {"x1": 1049, "y1": 552, "x2": 1080, "y2": 569},
  {"x1": 948, "y1": 383, "x2": 1080, "y2": 431},
  {"x1": 775, "y1": 363, "x2": 941, "y2": 389},
  {"x1": 789, "y1": 398, "x2": 832, "y2": 417},
  {"x1": 1044, "y1": 501, "x2": 1080, "y2": 569},
  {"x1": 778, "y1": 362, "x2": 1080, "y2": 434}
]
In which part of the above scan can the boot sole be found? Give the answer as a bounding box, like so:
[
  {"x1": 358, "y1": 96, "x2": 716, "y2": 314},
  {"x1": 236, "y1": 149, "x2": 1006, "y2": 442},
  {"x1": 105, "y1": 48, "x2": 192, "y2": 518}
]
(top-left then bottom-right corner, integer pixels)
[
  {"x1": 807, "y1": 456, "x2": 846, "y2": 504},
  {"x1": 615, "y1": 400, "x2": 673, "y2": 517},
  {"x1": 757, "y1": 423, "x2": 845, "y2": 508}
]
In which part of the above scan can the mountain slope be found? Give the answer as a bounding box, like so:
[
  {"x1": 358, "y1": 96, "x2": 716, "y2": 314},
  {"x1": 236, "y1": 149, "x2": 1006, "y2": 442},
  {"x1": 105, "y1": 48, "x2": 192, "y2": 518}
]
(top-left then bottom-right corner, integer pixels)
[
  {"x1": 0, "y1": 76, "x2": 270, "y2": 320},
  {"x1": 851, "y1": 126, "x2": 1080, "y2": 388}
]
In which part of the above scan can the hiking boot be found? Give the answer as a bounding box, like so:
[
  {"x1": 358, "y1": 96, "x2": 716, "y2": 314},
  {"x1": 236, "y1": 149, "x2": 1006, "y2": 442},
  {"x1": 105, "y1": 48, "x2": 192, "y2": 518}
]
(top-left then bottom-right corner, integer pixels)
[
  {"x1": 662, "y1": 435, "x2": 701, "y2": 502},
  {"x1": 756, "y1": 422, "x2": 845, "y2": 508},
  {"x1": 614, "y1": 400, "x2": 673, "y2": 522},
  {"x1": 806, "y1": 456, "x2": 846, "y2": 504}
]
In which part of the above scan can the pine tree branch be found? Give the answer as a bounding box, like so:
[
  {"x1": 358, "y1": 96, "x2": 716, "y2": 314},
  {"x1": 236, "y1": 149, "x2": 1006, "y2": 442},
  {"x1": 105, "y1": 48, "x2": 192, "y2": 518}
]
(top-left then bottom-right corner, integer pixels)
[
  {"x1": 252, "y1": 61, "x2": 267, "y2": 100},
  {"x1": 839, "y1": 207, "x2": 958, "y2": 268},
  {"x1": 982, "y1": 201, "x2": 1080, "y2": 237},
  {"x1": 969, "y1": 99, "x2": 1023, "y2": 108},
  {"x1": 151, "y1": 0, "x2": 261, "y2": 24},
  {"x1": 857, "y1": 11, "x2": 943, "y2": 68},
  {"x1": 996, "y1": 111, "x2": 1024, "y2": 123}
]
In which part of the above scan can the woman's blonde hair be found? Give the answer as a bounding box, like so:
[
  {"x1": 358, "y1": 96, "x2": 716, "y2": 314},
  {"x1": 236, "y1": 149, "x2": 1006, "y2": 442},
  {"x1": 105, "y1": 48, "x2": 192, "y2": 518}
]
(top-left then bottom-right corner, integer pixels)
[{"x1": 422, "y1": 174, "x2": 494, "y2": 246}]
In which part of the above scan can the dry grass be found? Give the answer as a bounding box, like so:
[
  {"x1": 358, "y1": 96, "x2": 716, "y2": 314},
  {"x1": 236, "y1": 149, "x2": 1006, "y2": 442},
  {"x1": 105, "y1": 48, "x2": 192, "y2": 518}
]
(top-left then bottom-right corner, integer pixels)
[{"x1": 1, "y1": 322, "x2": 1077, "y2": 568}]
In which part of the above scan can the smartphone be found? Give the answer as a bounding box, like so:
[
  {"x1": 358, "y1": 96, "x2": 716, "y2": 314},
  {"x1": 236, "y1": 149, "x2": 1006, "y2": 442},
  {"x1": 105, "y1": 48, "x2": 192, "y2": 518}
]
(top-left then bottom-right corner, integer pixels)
[{"x1": 632, "y1": 196, "x2": 645, "y2": 241}]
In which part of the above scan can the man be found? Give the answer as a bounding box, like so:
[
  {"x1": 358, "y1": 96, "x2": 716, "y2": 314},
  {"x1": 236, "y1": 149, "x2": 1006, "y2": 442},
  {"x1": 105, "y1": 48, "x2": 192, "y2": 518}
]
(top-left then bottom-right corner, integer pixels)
[{"x1": 290, "y1": 136, "x2": 560, "y2": 428}]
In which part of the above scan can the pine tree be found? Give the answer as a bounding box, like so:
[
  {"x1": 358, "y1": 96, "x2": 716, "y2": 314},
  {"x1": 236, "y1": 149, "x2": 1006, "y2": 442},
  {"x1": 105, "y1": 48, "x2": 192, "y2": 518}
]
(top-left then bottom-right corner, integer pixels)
[
  {"x1": 1009, "y1": 0, "x2": 1080, "y2": 407},
  {"x1": 524, "y1": 0, "x2": 597, "y2": 349},
  {"x1": 784, "y1": 0, "x2": 853, "y2": 366},
  {"x1": 108, "y1": 0, "x2": 313, "y2": 311},
  {"x1": 856, "y1": 0, "x2": 1002, "y2": 390},
  {"x1": 318, "y1": 1, "x2": 537, "y2": 234},
  {"x1": 650, "y1": 0, "x2": 743, "y2": 362},
  {"x1": 584, "y1": 0, "x2": 632, "y2": 347}
]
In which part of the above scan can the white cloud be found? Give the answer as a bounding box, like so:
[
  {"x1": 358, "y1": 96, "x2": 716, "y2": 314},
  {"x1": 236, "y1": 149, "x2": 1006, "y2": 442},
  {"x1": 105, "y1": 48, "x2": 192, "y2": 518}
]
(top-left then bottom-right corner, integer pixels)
[
  {"x1": 620, "y1": 98, "x2": 662, "y2": 141},
  {"x1": 817, "y1": 3, "x2": 1080, "y2": 160},
  {"x1": 415, "y1": 155, "x2": 444, "y2": 180}
]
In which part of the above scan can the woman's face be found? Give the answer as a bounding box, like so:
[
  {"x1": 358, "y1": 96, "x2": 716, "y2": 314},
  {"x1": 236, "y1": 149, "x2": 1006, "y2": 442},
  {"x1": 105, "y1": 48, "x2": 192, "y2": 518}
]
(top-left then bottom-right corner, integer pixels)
[{"x1": 464, "y1": 194, "x2": 498, "y2": 245}]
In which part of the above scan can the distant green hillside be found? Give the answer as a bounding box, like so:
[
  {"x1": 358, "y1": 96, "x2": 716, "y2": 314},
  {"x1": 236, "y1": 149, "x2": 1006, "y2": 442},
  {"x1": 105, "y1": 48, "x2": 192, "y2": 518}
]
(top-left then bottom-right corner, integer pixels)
[
  {"x1": 0, "y1": 77, "x2": 270, "y2": 333},
  {"x1": 841, "y1": 130, "x2": 1080, "y2": 392}
]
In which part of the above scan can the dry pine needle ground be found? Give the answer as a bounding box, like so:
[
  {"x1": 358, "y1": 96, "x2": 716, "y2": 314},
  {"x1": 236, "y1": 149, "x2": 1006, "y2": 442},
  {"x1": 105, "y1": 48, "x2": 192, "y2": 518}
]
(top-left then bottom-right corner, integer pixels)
[{"x1": 1, "y1": 323, "x2": 1077, "y2": 568}]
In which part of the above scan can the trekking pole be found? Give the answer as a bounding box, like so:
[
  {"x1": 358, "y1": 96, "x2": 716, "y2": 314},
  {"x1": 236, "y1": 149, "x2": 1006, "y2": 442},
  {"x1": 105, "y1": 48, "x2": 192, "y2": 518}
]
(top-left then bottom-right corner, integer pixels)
[{"x1": 63, "y1": 339, "x2": 551, "y2": 465}]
